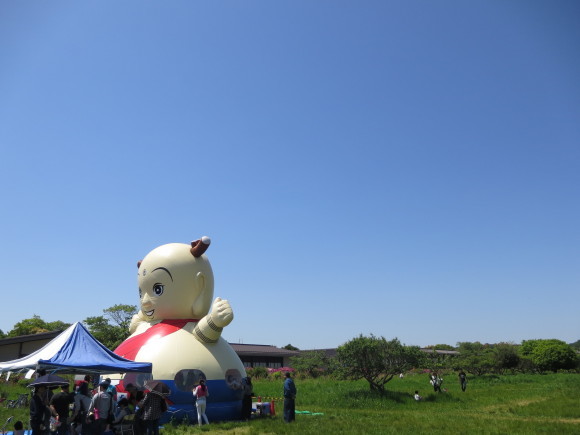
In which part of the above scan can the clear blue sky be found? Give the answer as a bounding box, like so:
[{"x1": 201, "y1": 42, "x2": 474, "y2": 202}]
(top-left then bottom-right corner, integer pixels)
[{"x1": 1, "y1": 1, "x2": 578, "y2": 350}]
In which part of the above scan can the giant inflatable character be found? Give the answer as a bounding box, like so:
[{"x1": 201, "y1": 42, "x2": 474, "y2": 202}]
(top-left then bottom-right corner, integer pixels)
[{"x1": 113, "y1": 237, "x2": 246, "y2": 422}]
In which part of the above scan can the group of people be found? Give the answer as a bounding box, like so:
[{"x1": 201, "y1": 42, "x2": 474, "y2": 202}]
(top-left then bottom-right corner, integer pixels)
[
  {"x1": 414, "y1": 371, "x2": 468, "y2": 401},
  {"x1": 29, "y1": 375, "x2": 165, "y2": 435},
  {"x1": 189, "y1": 371, "x2": 297, "y2": 425},
  {"x1": 27, "y1": 371, "x2": 299, "y2": 434}
]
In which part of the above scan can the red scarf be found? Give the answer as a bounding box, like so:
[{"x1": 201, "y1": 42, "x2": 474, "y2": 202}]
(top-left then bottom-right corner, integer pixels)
[{"x1": 114, "y1": 319, "x2": 198, "y2": 360}]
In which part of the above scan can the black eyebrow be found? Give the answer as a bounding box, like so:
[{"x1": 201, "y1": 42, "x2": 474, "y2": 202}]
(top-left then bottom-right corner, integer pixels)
[{"x1": 151, "y1": 267, "x2": 173, "y2": 282}]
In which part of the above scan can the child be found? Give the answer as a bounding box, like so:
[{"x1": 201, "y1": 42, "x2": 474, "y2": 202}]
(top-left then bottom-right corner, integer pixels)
[
  {"x1": 13, "y1": 420, "x2": 25, "y2": 435},
  {"x1": 414, "y1": 390, "x2": 423, "y2": 401}
]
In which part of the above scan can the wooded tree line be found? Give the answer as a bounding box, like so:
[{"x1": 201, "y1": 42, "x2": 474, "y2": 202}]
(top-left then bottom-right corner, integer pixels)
[
  {"x1": 288, "y1": 334, "x2": 580, "y2": 394},
  {"x1": 0, "y1": 305, "x2": 137, "y2": 350},
  {"x1": 1, "y1": 312, "x2": 578, "y2": 395}
]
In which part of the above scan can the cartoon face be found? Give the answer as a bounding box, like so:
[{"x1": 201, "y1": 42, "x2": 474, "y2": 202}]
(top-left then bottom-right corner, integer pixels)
[{"x1": 137, "y1": 243, "x2": 214, "y2": 321}]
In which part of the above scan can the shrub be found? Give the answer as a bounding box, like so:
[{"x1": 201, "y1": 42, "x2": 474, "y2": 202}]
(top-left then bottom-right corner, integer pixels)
[{"x1": 247, "y1": 366, "x2": 268, "y2": 379}]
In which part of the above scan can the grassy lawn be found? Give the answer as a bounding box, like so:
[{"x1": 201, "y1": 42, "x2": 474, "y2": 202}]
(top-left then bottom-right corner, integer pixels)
[{"x1": 1, "y1": 373, "x2": 579, "y2": 434}]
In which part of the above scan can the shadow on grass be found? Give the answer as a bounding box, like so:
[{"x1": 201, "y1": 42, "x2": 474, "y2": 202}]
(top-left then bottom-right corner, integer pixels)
[
  {"x1": 349, "y1": 389, "x2": 412, "y2": 404},
  {"x1": 423, "y1": 392, "x2": 462, "y2": 403}
]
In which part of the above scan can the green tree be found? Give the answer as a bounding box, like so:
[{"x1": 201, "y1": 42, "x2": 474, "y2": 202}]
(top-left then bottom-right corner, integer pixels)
[
  {"x1": 0, "y1": 329, "x2": 5, "y2": 339},
  {"x1": 8, "y1": 315, "x2": 70, "y2": 337},
  {"x1": 336, "y1": 334, "x2": 423, "y2": 394},
  {"x1": 283, "y1": 344, "x2": 299, "y2": 351},
  {"x1": 289, "y1": 351, "x2": 328, "y2": 377},
  {"x1": 423, "y1": 349, "x2": 458, "y2": 372},
  {"x1": 84, "y1": 304, "x2": 137, "y2": 350},
  {"x1": 493, "y1": 342, "x2": 520, "y2": 373},
  {"x1": 520, "y1": 339, "x2": 578, "y2": 373},
  {"x1": 455, "y1": 342, "x2": 495, "y2": 375}
]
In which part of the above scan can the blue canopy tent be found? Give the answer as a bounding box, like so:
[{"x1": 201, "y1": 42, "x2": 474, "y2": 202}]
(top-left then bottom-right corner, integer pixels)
[{"x1": 0, "y1": 322, "x2": 152, "y2": 375}]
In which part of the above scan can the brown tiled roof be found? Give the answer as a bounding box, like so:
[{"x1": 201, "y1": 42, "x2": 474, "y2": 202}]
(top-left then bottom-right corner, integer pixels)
[{"x1": 229, "y1": 343, "x2": 299, "y2": 357}]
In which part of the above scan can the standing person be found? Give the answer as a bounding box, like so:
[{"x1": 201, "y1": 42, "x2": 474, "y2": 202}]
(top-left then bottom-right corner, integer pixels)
[
  {"x1": 50, "y1": 384, "x2": 74, "y2": 435},
  {"x1": 458, "y1": 370, "x2": 467, "y2": 392},
  {"x1": 132, "y1": 390, "x2": 146, "y2": 435},
  {"x1": 193, "y1": 379, "x2": 209, "y2": 427},
  {"x1": 104, "y1": 378, "x2": 118, "y2": 402},
  {"x1": 88, "y1": 381, "x2": 113, "y2": 434},
  {"x1": 140, "y1": 389, "x2": 168, "y2": 435},
  {"x1": 71, "y1": 382, "x2": 92, "y2": 435},
  {"x1": 430, "y1": 373, "x2": 442, "y2": 393},
  {"x1": 241, "y1": 376, "x2": 253, "y2": 421},
  {"x1": 282, "y1": 372, "x2": 296, "y2": 423},
  {"x1": 30, "y1": 385, "x2": 49, "y2": 435}
]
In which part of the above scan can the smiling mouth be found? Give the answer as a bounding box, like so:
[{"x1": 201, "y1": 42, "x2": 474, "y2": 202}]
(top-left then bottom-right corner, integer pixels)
[{"x1": 144, "y1": 309, "x2": 154, "y2": 317}]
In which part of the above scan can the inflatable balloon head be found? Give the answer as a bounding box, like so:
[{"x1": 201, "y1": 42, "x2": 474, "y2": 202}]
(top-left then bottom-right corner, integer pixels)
[{"x1": 136, "y1": 237, "x2": 214, "y2": 322}]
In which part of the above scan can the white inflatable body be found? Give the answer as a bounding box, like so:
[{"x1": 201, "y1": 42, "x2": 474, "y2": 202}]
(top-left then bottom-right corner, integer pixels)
[{"x1": 114, "y1": 238, "x2": 246, "y2": 423}]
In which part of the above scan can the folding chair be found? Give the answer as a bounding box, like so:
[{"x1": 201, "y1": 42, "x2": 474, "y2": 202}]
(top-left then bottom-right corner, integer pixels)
[{"x1": 113, "y1": 414, "x2": 135, "y2": 435}]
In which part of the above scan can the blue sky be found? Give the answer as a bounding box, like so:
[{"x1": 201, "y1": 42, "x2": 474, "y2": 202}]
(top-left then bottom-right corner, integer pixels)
[{"x1": 1, "y1": 1, "x2": 578, "y2": 350}]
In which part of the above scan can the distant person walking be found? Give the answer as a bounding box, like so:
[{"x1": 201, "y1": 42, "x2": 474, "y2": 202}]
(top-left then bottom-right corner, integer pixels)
[
  {"x1": 193, "y1": 379, "x2": 209, "y2": 427},
  {"x1": 430, "y1": 373, "x2": 443, "y2": 392},
  {"x1": 458, "y1": 371, "x2": 467, "y2": 392},
  {"x1": 283, "y1": 372, "x2": 297, "y2": 423}
]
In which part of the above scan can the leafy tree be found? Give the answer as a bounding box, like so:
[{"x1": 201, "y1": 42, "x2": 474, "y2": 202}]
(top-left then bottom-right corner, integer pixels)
[
  {"x1": 336, "y1": 334, "x2": 423, "y2": 394},
  {"x1": 289, "y1": 351, "x2": 328, "y2": 377},
  {"x1": 84, "y1": 304, "x2": 137, "y2": 350},
  {"x1": 520, "y1": 339, "x2": 578, "y2": 373},
  {"x1": 423, "y1": 350, "x2": 457, "y2": 372},
  {"x1": 493, "y1": 342, "x2": 520, "y2": 373},
  {"x1": 455, "y1": 342, "x2": 495, "y2": 375},
  {"x1": 283, "y1": 344, "x2": 299, "y2": 351},
  {"x1": 7, "y1": 315, "x2": 70, "y2": 337},
  {"x1": 569, "y1": 340, "x2": 580, "y2": 351},
  {"x1": 0, "y1": 329, "x2": 5, "y2": 339},
  {"x1": 103, "y1": 304, "x2": 136, "y2": 331}
]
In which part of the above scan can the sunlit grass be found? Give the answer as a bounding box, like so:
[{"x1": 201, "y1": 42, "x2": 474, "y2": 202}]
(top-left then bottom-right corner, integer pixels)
[{"x1": 1, "y1": 373, "x2": 579, "y2": 434}]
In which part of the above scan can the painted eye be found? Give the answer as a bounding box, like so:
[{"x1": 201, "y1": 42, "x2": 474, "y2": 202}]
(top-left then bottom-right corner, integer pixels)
[
  {"x1": 139, "y1": 288, "x2": 142, "y2": 299},
  {"x1": 153, "y1": 283, "x2": 164, "y2": 296}
]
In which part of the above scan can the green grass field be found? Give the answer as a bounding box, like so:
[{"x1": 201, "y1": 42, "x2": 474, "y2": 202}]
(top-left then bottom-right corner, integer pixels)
[{"x1": 1, "y1": 373, "x2": 578, "y2": 434}]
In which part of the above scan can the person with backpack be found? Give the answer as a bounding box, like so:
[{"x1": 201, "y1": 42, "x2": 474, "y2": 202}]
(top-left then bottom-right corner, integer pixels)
[
  {"x1": 71, "y1": 382, "x2": 92, "y2": 434},
  {"x1": 88, "y1": 381, "x2": 114, "y2": 434}
]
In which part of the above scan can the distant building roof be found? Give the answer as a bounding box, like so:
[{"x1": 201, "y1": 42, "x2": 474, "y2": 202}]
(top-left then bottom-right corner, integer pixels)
[
  {"x1": 0, "y1": 330, "x2": 62, "y2": 345},
  {"x1": 420, "y1": 348, "x2": 460, "y2": 355},
  {"x1": 229, "y1": 343, "x2": 299, "y2": 357}
]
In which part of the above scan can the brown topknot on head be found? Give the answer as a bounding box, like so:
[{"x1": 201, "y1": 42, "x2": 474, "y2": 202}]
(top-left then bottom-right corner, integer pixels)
[{"x1": 191, "y1": 236, "x2": 211, "y2": 257}]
